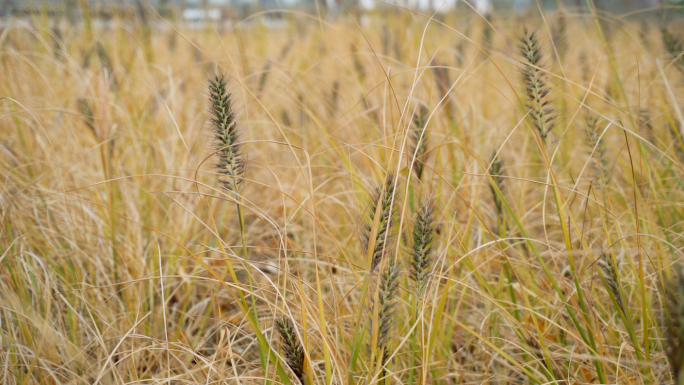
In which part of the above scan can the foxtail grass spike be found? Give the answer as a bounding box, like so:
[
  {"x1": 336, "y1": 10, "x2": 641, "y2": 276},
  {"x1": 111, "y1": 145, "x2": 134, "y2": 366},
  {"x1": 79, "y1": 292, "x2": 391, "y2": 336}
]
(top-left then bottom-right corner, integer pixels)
[
  {"x1": 525, "y1": 336, "x2": 548, "y2": 369},
  {"x1": 639, "y1": 110, "x2": 655, "y2": 144},
  {"x1": 553, "y1": 12, "x2": 567, "y2": 60},
  {"x1": 209, "y1": 73, "x2": 246, "y2": 193},
  {"x1": 96, "y1": 42, "x2": 118, "y2": 91},
  {"x1": 409, "y1": 106, "x2": 429, "y2": 180},
  {"x1": 432, "y1": 61, "x2": 449, "y2": 98},
  {"x1": 409, "y1": 199, "x2": 435, "y2": 296},
  {"x1": 662, "y1": 28, "x2": 684, "y2": 69},
  {"x1": 519, "y1": 27, "x2": 556, "y2": 143},
  {"x1": 585, "y1": 116, "x2": 610, "y2": 186},
  {"x1": 77, "y1": 98, "x2": 97, "y2": 139},
  {"x1": 368, "y1": 255, "x2": 400, "y2": 369},
  {"x1": 361, "y1": 174, "x2": 398, "y2": 271},
  {"x1": 664, "y1": 267, "x2": 684, "y2": 383},
  {"x1": 597, "y1": 254, "x2": 625, "y2": 315},
  {"x1": 376, "y1": 256, "x2": 399, "y2": 347},
  {"x1": 276, "y1": 317, "x2": 305, "y2": 384},
  {"x1": 489, "y1": 153, "x2": 505, "y2": 220}
]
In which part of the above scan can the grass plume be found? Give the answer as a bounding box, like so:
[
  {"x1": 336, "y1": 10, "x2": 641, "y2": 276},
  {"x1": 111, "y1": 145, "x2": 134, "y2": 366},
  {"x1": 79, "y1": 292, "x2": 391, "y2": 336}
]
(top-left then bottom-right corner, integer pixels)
[
  {"x1": 664, "y1": 267, "x2": 684, "y2": 384},
  {"x1": 489, "y1": 153, "x2": 505, "y2": 222},
  {"x1": 77, "y1": 98, "x2": 97, "y2": 139},
  {"x1": 361, "y1": 174, "x2": 398, "y2": 271},
  {"x1": 209, "y1": 73, "x2": 246, "y2": 193},
  {"x1": 369, "y1": 255, "x2": 400, "y2": 373},
  {"x1": 408, "y1": 198, "x2": 435, "y2": 297},
  {"x1": 276, "y1": 317, "x2": 305, "y2": 384},
  {"x1": 662, "y1": 28, "x2": 684, "y2": 71},
  {"x1": 585, "y1": 116, "x2": 610, "y2": 192},
  {"x1": 597, "y1": 254, "x2": 625, "y2": 316},
  {"x1": 409, "y1": 106, "x2": 429, "y2": 181},
  {"x1": 519, "y1": 27, "x2": 555, "y2": 143}
]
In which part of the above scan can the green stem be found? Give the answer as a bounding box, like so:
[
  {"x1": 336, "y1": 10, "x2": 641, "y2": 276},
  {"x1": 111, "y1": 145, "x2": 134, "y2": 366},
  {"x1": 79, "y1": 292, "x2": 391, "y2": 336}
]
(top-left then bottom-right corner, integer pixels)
[{"x1": 235, "y1": 192, "x2": 270, "y2": 382}]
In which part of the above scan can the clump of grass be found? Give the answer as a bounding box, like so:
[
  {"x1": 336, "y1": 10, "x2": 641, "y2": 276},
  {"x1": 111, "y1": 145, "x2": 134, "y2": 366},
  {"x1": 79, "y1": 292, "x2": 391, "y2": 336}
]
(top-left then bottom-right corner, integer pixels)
[
  {"x1": 664, "y1": 267, "x2": 684, "y2": 384},
  {"x1": 519, "y1": 27, "x2": 555, "y2": 144},
  {"x1": 276, "y1": 317, "x2": 305, "y2": 384},
  {"x1": 209, "y1": 73, "x2": 246, "y2": 193},
  {"x1": 409, "y1": 106, "x2": 429, "y2": 180},
  {"x1": 408, "y1": 198, "x2": 435, "y2": 297},
  {"x1": 361, "y1": 174, "x2": 398, "y2": 271},
  {"x1": 6, "y1": 10, "x2": 684, "y2": 385}
]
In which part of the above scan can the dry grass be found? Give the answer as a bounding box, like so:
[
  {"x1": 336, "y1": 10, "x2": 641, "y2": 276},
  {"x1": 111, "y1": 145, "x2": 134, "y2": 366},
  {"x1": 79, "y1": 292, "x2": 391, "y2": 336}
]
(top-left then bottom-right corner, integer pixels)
[{"x1": 1, "y1": 4, "x2": 684, "y2": 384}]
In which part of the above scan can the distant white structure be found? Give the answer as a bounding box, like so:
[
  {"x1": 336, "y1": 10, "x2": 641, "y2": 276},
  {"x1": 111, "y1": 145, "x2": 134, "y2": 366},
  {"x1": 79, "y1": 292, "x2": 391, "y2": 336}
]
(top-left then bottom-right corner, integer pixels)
[
  {"x1": 471, "y1": 0, "x2": 490, "y2": 14},
  {"x1": 182, "y1": 8, "x2": 222, "y2": 21},
  {"x1": 360, "y1": 0, "x2": 490, "y2": 13},
  {"x1": 406, "y1": 0, "x2": 458, "y2": 12}
]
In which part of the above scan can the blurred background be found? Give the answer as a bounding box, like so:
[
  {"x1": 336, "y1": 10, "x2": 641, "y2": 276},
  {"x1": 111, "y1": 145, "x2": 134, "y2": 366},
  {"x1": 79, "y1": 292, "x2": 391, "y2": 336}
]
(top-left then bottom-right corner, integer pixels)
[{"x1": 0, "y1": 0, "x2": 676, "y2": 23}]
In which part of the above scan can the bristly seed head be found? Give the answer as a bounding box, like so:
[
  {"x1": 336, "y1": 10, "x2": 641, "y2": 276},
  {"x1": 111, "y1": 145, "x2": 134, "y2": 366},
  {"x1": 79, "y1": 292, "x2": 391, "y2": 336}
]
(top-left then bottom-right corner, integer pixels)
[
  {"x1": 361, "y1": 174, "x2": 399, "y2": 271},
  {"x1": 489, "y1": 153, "x2": 505, "y2": 221},
  {"x1": 409, "y1": 199, "x2": 435, "y2": 296},
  {"x1": 368, "y1": 255, "x2": 400, "y2": 367},
  {"x1": 662, "y1": 28, "x2": 684, "y2": 69},
  {"x1": 524, "y1": 336, "x2": 548, "y2": 368},
  {"x1": 585, "y1": 116, "x2": 611, "y2": 191},
  {"x1": 597, "y1": 254, "x2": 625, "y2": 316},
  {"x1": 409, "y1": 106, "x2": 429, "y2": 180},
  {"x1": 519, "y1": 27, "x2": 555, "y2": 144},
  {"x1": 275, "y1": 317, "x2": 305, "y2": 384},
  {"x1": 664, "y1": 266, "x2": 684, "y2": 383},
  {"x1": 209, "y1": 73, "x2": 245, "y2": 193}
]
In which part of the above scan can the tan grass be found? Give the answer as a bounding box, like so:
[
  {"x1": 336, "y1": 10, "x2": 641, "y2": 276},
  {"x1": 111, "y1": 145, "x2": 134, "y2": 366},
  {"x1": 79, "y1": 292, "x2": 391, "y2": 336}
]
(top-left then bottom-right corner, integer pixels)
[{"x1": 0, "y1": 5, "x2": 683, "y2": 384}]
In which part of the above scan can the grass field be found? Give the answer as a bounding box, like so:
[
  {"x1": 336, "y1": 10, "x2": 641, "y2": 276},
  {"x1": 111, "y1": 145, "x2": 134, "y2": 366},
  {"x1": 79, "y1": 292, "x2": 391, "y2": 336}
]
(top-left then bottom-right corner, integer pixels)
[{"x1": 1, "y1": 3, "x2": 684, "y2": 384}]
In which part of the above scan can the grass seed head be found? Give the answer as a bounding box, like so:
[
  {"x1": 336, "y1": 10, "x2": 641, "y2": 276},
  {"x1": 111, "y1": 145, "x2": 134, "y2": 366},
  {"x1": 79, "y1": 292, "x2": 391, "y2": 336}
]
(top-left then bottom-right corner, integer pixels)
[
  {"x1": 368, "y1": 255, "x2": 400, "y2": 365},
  {"x1": 585, "y1": 116, "x2": 610, "y2": 188},
  {"x1": 209, "y1": 73, "x2": 246, "y2": 193},
  {"x1": 489, "y1": 153, "x2": 505, "y2": 221},
  {"x1": 519, "y1": 27, "x2": 555, "y2": 143},
  {"x1": 409, "y1": 199, "x2": 435, "y2": 296},
  {"x1": 276, "y1": 317, "x2": 305, "y2": 384},
  {"x1": 662, "y1": 28, "x2": 684, "y2": 69},
  {"x1": 77, "y1": 98, "x2": 97, "y2": 139},
  {"x1": 598, "y1": 254, "x2": 625, "y2": 316},
  {"x1": 664, "y1": 267, "x2": 684, "y2": 383},
  {"x1": 362, "y1": 174, "x2": 399, "y2": 271},
  {"x1": 409, "y1": 106, "x2": 429, "y2": 180}
]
